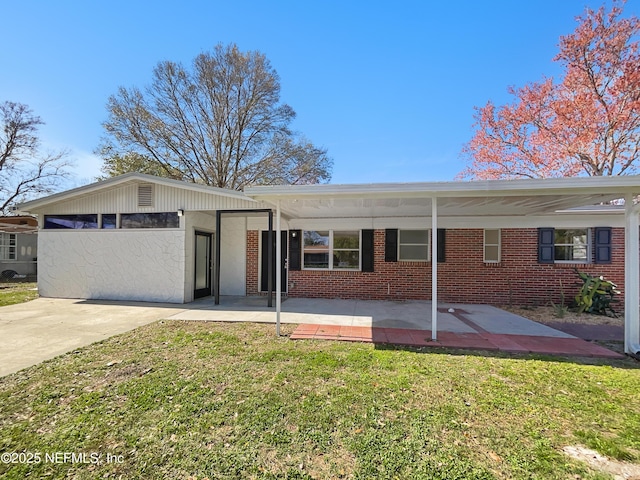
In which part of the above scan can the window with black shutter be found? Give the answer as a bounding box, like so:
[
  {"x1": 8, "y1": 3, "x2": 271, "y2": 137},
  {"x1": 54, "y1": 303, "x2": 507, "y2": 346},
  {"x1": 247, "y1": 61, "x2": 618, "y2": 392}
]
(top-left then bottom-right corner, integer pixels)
[
  {"x1": 361, "y1": 229, "x2": 374, "y2": 272},
  {"x1": 594, "y1": 227, "x2": 612, "y2": 264},
  {"x1": 385, "y1": 229, "x2": 398, "y2": 262},
  {"x1": 437, "y1": 229, "x2": 446, "y2": 263},
  {"x1": 538, "y1": 228, "x2": 555, "y2": 263},
  {"x1": 288, "y1": 230, "x2": 301, "y2": 271}
]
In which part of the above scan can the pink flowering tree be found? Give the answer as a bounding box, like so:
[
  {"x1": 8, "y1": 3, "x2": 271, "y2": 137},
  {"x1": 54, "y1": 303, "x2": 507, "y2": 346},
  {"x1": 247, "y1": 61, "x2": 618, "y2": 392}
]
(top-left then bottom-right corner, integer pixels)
[{"x1": 460, "y1": 1, "x2": 640, "y2": 179}]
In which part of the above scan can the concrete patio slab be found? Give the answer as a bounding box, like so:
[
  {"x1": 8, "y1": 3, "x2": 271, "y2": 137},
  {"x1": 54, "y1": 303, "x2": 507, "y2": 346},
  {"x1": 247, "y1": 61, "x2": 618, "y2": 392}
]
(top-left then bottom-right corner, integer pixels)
[
  {"x1": 445, "y1": 304, "x2": 576, "y2": 337},
  {"x1": 168, "y1": 297, "x2": 573, "y2": 338}
]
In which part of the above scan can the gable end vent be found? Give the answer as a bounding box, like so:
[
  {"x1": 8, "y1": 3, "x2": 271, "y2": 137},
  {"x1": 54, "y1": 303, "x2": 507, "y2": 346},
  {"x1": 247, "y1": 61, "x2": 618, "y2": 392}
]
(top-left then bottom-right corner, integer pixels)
[{"x1": 137, "y1": 184, "x2": 154, "y2": 207}]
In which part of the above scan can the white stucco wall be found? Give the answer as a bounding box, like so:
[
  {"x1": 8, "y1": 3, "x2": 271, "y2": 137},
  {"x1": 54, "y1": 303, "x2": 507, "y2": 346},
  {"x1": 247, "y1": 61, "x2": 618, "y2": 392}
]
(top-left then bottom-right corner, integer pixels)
[
  {"x1": 38, "y1": 230, "x2": 186, "y2": 303},
  {"x1": 219, "y1": 216, "x2": 246, "y2": 296}
]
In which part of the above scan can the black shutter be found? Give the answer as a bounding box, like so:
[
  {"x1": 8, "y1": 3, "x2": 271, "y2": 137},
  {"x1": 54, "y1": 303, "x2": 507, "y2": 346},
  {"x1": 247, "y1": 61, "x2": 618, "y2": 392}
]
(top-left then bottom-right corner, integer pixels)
[
  {"x1": 594, "y1": 227, "x2": 612, "y2": 264},
  {"x1": 538, "y1": 228, "x2": 555, "y2": 263},
  {"x1": 437, "y1": 229, "x2": 446, "y2": 263},
  {"x1": 385, "y1": 229, "x2": 398, "y2": 262},
  {"x1": 288, "y1": 230, "x2": 301, "y2": 271},
  {"x1": 361, "y1": 229, "x2": 374, "y2": 272}
]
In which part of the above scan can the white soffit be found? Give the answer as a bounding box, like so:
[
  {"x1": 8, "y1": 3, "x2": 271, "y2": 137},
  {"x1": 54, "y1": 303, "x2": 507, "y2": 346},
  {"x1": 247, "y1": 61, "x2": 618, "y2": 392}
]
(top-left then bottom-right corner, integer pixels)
[
  {"x1": 245, "y1": 176, "x2": 640, "y2": 219},
  {"x1": 269, "y1": 195, "x2": 620, "y2": 219}
]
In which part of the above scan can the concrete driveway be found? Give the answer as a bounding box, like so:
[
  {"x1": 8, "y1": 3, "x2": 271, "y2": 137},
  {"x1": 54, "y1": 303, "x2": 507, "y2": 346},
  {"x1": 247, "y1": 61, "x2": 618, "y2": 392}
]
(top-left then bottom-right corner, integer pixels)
[{"x1": 0, "y1": 298, "x2": 184, "y2": 377}]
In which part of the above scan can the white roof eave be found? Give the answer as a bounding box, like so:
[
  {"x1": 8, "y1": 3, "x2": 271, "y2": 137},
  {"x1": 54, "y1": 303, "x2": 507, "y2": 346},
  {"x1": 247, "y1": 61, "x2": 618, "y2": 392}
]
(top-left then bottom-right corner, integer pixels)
[{"x1": 244, "y1": 175, "x2": 640, "y2": 200}]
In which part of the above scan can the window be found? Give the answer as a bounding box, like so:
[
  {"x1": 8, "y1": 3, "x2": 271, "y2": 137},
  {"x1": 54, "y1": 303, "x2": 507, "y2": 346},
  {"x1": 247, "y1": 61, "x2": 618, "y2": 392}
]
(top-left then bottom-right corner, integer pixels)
[
  {"x1": 0, "y1": 233, "x2": 16, "y2": 260},
  {"x1": 303, "y1": 230, "x2": 360, "y2": 270},
  {"x1": 398, "y1": 230, "x2": 429, "y2": 261},
  {"x1": 44, "y1": 214, "x2": 98, "y2": 229},
  {"x1": 101, "y1": 214, "x2": 117, "y2": 229},
  {"x1": 333, "y1": 231, "x2": 360, "y2": 269},
  {"x1": 484, "y1": 229, "x2": 501, "y2": 263},
  {"x1": 120, "y1": 212, "x2": 179, "y2": 229},
  {"x1": 303, "y1": 230, "x2": 329, "y2": 268},
  {"x1": 555, "y1": 228, "x2": 589, "y2": 262}
]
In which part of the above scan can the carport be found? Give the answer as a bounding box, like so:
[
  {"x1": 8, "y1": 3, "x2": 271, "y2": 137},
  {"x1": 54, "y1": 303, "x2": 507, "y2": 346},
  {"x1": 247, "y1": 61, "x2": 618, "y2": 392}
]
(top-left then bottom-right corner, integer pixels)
[{"x1": 246, "y1": 176, "x2": 640, "y2": 355}]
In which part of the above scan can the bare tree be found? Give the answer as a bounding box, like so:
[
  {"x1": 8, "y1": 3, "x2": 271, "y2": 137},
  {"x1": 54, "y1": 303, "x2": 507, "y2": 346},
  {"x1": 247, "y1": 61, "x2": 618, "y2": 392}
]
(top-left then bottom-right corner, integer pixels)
[
  {"x1": 100, "y1": 43, "x2": 332, "y2": 189},
  {"x1": 0, "y1": 101, "x2": 71, "y2": 213}
]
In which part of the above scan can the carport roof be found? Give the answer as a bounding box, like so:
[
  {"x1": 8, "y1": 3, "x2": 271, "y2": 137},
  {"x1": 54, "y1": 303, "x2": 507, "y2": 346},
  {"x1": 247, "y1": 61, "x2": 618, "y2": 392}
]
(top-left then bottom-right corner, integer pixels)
[{"x1": 245, "y1": 175, "x2": 640, "y2": 219}]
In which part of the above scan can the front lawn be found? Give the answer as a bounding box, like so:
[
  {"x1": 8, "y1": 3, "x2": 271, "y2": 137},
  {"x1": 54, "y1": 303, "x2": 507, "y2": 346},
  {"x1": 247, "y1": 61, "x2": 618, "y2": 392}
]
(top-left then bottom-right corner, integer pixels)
[
  {"x1": 0, "y1": 320, "x2": 638, "y2": 479},
  {"x1": 0, "y1": 282, "x2": 38, "y2": 306}
]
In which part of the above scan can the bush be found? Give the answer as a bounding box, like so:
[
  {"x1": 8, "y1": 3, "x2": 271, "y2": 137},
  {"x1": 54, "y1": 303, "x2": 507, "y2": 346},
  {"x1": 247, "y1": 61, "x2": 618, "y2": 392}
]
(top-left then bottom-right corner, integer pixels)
[{"x1": 574, "y1": 270, "x2": 620, "y2": 317}]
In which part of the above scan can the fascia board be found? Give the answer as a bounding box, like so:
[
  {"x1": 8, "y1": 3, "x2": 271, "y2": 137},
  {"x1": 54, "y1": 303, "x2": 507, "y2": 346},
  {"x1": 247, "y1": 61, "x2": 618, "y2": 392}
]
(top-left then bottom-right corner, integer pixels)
[{"x1": 245, "y1": 176, "x2": 640, "y2": 200}]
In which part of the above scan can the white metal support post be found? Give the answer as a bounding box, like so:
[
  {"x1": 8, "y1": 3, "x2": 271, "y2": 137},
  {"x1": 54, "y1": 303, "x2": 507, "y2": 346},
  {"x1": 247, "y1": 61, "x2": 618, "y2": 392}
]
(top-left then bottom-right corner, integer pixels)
[
  {"x1": 276, "y1": 200, "x2": 282, "y2": 336},
  {"x1": 624, "y1": 194, "x2": 640, "y2": 354},
  {"x1": 431, "y1": 197, "x2": 438, "y2": 341}
]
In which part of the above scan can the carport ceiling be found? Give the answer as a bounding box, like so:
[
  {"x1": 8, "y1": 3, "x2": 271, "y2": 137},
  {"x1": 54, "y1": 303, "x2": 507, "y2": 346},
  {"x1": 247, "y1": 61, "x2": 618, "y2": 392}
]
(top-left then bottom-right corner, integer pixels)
[
  {"x1": 265, "y1": 193, "x2": 620, "y2": 219},
  {"x1": 245, "y1": 176, "x2": 639, "y2": 219}
]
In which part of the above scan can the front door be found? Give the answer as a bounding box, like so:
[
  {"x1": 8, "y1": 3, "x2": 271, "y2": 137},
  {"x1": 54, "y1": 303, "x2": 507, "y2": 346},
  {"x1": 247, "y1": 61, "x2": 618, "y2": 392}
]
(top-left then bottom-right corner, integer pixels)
[
  {"x1": 194, "y1": 231, "x2": 213, "y2": 299},
  {"x1": 261, "y1": 231, "x2": 287, "y2": 293}
]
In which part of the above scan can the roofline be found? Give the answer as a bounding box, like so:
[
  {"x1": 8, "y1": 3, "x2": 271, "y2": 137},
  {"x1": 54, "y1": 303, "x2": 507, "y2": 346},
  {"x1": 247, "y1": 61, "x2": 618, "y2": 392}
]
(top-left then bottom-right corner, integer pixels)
[
  {"x1": 18, "y1": 173, "x2": 254, "y2": 212},
  {"x1": 244, "y1": 175, "x2": 640, "y2": 199},
  {"x1": 16, "y1": 173, "x2": 640, "y2": 214}
]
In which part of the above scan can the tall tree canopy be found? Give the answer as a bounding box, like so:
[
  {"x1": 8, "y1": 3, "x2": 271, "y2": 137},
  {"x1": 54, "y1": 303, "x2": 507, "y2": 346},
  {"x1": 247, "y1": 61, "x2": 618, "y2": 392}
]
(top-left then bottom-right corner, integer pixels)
[
  {"x1": 460, "y1": 1, "x2": 640, "y2": 180},
  {"x1": 0, "y1": 101, "x2": 70, "y2": 213},
  {"x1": 100, "y1": 43, "x2": 332, "y2": 189}
]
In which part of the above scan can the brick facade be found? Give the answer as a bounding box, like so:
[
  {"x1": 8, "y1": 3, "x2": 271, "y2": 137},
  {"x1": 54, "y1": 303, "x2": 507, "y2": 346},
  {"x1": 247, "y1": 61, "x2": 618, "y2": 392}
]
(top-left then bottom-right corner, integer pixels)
[
  {"x1": 246, "y1": 228, "x2": 625, "y2": 306},
  {"x1": 246, "y1": 230, "x2": 259, "y2": 295}
]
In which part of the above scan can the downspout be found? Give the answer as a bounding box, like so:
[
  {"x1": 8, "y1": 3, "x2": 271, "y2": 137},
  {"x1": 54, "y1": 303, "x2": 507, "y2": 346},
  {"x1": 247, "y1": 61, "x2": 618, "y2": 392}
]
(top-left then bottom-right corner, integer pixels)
[
  {"x1": 431, "y1": 196, "x2": 438, "y2": 341},
  {"x1": 276, "y1": 200, "x2": 282, "y2": 336},
  {"x1": 624, "y1": 194, "x2": 640, "y2": 355}
]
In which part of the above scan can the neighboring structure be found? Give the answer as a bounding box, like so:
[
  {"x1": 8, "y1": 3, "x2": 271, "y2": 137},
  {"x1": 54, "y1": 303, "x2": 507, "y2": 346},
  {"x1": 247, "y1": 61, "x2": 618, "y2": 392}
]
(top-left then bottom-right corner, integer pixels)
[
  {"x1": 17, "y1": 172, "x2": 640, "y2": 354},
  {"x1": 0, "y1": 216, "x2": 38, "y2": 280}
]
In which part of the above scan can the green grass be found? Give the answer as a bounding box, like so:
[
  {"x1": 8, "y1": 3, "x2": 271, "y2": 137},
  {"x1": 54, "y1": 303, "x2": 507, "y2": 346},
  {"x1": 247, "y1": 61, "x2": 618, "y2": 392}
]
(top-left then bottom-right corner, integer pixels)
[
  {"x1": 0, "y1": 283, "x2": 38, "y2": 306},
  {"x1": 0, "y1": 320, "x2": 638, "y2": 479}
]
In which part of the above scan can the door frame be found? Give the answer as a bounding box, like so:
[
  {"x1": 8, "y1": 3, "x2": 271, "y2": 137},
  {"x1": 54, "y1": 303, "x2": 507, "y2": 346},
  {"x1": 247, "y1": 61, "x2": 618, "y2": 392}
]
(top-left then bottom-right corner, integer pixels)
[{"x1": 194, "y1": 230, "x2": 213, "y2": 299}]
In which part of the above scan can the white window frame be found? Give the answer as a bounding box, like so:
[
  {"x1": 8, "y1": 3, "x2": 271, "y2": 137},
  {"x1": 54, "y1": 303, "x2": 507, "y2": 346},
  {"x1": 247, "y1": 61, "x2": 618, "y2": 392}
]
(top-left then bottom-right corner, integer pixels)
[
  {"x1": 0, "y1": 233, "x2": 16, "y2": 260},
  {"x1": 398, "y1": 229, "x2": 430, "y2": 262},
  {"x1": 302, "y1": 230, "x2": 361, "y2": 270},
  {"x1": 483, "y1": 229, "x2": 501, "y2": 263},
  {"x1": 554, "y1": 228, "x2": 591, "y2": 264}
]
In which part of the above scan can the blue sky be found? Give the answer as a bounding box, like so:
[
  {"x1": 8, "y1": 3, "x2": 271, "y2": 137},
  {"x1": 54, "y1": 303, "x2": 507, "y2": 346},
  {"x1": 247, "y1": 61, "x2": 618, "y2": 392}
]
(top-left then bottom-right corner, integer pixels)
[{"x1": 2, "y1": 0, "x2": 637, "y2": 189}]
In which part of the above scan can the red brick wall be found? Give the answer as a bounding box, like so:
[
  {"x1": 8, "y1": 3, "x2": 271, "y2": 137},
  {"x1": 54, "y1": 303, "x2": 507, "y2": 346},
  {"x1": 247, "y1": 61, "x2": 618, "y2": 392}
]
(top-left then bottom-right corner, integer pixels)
[
  {"x1": 246, "y1": 228, "x2": 625, "y2": 306},
  {"x1": 246, "y1": 230, "x2": 259, "y2": 295}
]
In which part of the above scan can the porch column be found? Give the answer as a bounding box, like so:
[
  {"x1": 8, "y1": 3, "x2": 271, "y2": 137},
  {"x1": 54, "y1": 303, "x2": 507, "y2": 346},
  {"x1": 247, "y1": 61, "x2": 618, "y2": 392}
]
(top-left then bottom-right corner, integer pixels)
[
  {"x1": 431, "y1": 197, "x2": 438, "y2": 340},
  {"x1": 214, "y1": 210, "x2": 221, "y2": 305},
  {"x1": 624, "y1": 194, "x2": 640, "y2": 354},
  {"x1": 267, "y1": 210, "x2": 273, "y2": 308},
  {"x1": 275, "y1": 200, "x2": 282, "y2": 336}
]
